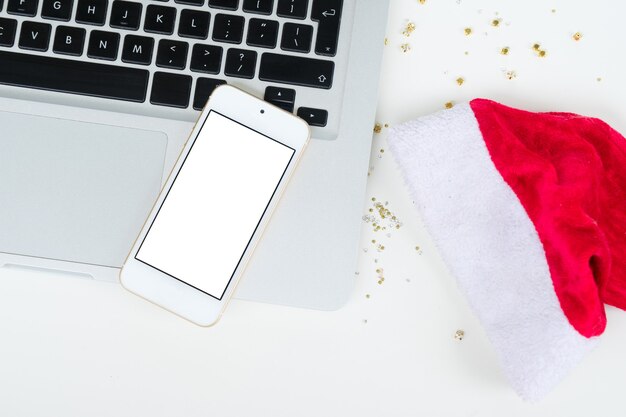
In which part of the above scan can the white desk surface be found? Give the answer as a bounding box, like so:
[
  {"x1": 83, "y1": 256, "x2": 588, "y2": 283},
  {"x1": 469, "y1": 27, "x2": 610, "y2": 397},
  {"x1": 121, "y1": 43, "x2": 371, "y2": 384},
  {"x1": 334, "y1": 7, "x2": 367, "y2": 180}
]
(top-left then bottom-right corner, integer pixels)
[{"x1": 2, "y1": 1, "x2": 625, "y2": 415}]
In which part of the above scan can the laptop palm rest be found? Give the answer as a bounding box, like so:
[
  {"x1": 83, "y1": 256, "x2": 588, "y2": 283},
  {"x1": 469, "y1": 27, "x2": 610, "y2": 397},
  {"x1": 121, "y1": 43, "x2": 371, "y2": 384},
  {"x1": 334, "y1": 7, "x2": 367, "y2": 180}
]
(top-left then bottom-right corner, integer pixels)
[{"x1": 0, "y1": 111, "x2": 168, "y2": 269}]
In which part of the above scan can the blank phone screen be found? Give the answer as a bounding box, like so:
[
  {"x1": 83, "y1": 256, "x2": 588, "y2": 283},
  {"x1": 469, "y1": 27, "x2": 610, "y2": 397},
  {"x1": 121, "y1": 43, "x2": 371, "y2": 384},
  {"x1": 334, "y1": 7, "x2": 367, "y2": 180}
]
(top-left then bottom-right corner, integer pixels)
[{"x1": 135, "y1": 110, "x2": 295, "y2": 300}]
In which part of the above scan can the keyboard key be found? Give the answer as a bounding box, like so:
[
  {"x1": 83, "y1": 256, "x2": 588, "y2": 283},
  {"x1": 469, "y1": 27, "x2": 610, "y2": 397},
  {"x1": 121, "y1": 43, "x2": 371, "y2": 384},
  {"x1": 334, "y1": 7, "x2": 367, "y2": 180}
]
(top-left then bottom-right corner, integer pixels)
[
  {"x1": 190, "y1": 43, "x2": 222, "y2": 73},
  {"x1": 0, "y1": 18, "x2": 17, "y2": 46},
  {"x1": 276, "y1": 0, "x2": 306, "y2": 19},
  {"x1": 87, "y1": 30, "x2": 120, "y2": 60},
  {"x1": 297, "y1": 106, "x2": 327, "y2": 126},
  {"x1": 259, "y1": 52, "x2": 333, "y2": 89},
  {"x1": 208, "y1": 0, "x2": 237, "y2": 10},
  {"x1": 280, "y1": 22, "x2": 312, "y2": 53},
  {"x1": 212, "y1": 13, "x2": 244, "y2": 44},
  {"x1": 19, "y1": 21, "x2": 52, "y2": 51},
  {"x1": 144, "y1": 4, "x2": 176, "y2": 34},
  {"x1": 178, "y1": 9, "x2": 210, "y2": 39},
  {"x1": 264, "y1": 86, "x2": 295, "y2": 112},
  {"x1": 175, "y1": 0, "x2": 204, "y2": 4},
  {"x1": 156, "y1": 39, "x2": 188, "y2": 69},
  {"x1": 246, "y1": 18, "x2": 278, "y2": 48},
  {"x1": 150, "y1": 71, "x2": 191, "y2": 108},
  {"x1": 7, "y1": 0, "x2": 38, "y2": 16},
  {"x1": 121, "y1": 34, "x2": 154, "y2": 64},
  {"x1": 224, "y1": 48, "x2": 256, "y2": 79},
  {"x1": 41, "y1": 0, "x2": 74, "y2": 21},
  {"x1": 76, "y1": 0, "x2": 109, "y2": 25},
  {"x1": 311, "y1": 0, "x2": 341, "y2": 56},
  {"x1": 110, "y1": 1, "x2": 142, "y2": 30},
  {"x1": 53, "y1": 26, "x2": 86, "y2": 55},
  {"x1": 0, "y1": 50, "x2": 148, "y2": 102},
  {"x1": 242, "y1": 0, "x2": 273, "y2": 15},
  {"x1": 193, "y1": 77, "x2": 226, "y2": 110}
]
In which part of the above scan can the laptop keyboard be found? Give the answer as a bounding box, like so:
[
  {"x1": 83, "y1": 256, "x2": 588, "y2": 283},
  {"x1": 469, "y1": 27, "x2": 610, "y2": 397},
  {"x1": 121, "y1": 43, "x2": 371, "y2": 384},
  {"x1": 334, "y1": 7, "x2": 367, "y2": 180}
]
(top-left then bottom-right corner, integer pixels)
[{"x1": 0, "y1": 0, "x2": 345, "y2": 132}]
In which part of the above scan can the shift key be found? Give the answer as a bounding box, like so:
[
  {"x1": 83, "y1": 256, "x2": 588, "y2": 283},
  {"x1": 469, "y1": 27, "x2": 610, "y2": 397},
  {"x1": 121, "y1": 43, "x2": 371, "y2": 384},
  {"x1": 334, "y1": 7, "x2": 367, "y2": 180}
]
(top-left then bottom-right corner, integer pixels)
[{"x1": 259, "y1": 53, "x2": 334, "y2": 89}]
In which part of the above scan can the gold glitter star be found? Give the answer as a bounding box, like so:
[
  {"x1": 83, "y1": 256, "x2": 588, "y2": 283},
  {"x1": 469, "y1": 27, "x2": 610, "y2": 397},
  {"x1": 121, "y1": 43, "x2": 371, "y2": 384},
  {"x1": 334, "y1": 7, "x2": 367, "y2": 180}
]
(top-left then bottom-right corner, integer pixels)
[
  {"x1": 454, "y1": 330, "x2": 465, "y2": 341},
  {"x1": 491, "y1": 19, "x2": 501, "y2": 27},
  {"x1": 464, "y1": 27, "x2": 472, "y2": 36},
  {"x1": 373, "y1": 123, "x2": 382, "y2": 134},
  {"x1": 532, "y1": 43, "x2": 541, "y2": 51},
  {"x1": 418, "y1": 0, "x2": 426, "y2": 4},
  {"x1": 538, "y1": 49, "x2": 547, "y2": 57},
  {"x1": 384, "y1": 37, "x2": 389, "y2": 46},
  {"x1": 573, "y1": 32, "x2": 582, "y2": 41},
  {"x1": 500, "y1": 46, "x2": 510, "y2": 55},
  {"x1": 445, "y1": 101, "x2": 454, "y2": 109},
  {"x1": 400, "y1": 43, "x2": 411, "y2": 53},
  {"x1": 456, "y1": 77, "x2": 465, "y2": 86}
]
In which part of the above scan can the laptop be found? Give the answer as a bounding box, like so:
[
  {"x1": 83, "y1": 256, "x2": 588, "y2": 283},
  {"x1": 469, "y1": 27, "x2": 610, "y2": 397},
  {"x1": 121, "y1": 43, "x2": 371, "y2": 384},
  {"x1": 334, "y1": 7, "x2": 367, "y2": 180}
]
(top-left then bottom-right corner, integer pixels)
[{"x1": 0, "y1": 0, "x2": 389, "y2": 310}]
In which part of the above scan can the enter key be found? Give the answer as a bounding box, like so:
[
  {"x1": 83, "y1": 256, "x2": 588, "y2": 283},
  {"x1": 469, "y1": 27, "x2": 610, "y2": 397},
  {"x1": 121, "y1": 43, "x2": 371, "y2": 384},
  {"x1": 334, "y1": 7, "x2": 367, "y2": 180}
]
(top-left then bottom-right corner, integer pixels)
[{"x1": 311, "y1": 0, "x2": 343, "y2": 57}]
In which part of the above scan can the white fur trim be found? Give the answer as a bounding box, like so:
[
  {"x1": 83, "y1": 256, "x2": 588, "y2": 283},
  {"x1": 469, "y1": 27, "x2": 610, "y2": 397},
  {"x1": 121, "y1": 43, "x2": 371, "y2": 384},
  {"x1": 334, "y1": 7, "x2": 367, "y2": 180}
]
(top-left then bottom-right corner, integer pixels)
[{"x1": 387, "y1": 103, "x2": 597, "y2": 401}]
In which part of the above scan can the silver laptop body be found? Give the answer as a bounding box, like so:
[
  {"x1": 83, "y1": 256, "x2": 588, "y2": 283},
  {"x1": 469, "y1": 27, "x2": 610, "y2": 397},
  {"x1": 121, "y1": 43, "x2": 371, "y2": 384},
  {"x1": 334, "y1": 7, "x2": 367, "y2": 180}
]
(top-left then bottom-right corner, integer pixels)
[{"x1": 0, "y1": 0, "x2": 389, "y2": 310}]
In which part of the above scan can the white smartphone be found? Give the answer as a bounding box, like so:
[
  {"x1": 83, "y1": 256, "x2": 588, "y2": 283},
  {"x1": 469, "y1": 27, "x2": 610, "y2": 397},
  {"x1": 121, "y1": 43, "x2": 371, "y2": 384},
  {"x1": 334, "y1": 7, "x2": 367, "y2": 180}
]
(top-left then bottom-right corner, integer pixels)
[{"x1": 120, "y1": 85, "x2": 310, "y2": 326}]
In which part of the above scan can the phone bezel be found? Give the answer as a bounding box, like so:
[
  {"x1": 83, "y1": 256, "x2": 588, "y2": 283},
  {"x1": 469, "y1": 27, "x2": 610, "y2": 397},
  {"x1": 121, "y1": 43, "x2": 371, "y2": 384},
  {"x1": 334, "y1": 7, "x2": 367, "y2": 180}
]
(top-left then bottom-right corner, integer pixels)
[{"x1": 119, "y1": 85, "x2": 310, "y2": 326}]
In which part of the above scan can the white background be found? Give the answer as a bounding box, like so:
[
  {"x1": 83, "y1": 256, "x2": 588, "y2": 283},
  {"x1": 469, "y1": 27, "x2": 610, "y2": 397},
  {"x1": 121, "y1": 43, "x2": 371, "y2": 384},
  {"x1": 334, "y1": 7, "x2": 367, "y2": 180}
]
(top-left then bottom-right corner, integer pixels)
[
  {"x1": 2, "y1": 0, "x2": 626, "y2": 415},
  {"x1": 137, "y1": 111, "x2": 294, "y2": 299}
]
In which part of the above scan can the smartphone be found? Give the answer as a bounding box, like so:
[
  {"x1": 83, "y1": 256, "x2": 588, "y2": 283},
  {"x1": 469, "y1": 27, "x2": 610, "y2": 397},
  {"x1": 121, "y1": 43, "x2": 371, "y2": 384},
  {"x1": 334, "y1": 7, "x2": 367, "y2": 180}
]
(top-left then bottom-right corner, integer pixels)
[{"x1": 120, "y1": 85, "x2": 310, "y2": 326}]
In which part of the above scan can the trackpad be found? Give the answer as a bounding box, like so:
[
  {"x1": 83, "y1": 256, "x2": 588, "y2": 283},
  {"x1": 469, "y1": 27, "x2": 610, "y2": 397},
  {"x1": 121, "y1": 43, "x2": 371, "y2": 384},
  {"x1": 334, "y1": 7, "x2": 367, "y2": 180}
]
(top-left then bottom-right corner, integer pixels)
[{"x1": 0, "y1": 111, "x2": 168, "y2": 268}]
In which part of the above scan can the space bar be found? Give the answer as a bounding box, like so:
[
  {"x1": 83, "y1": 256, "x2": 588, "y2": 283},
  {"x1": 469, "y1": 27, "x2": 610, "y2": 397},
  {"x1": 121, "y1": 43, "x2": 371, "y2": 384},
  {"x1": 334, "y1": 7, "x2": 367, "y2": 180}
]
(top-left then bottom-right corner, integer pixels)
[{"x1": 0, "y1": 51, "x2": 149, "y2": 103}]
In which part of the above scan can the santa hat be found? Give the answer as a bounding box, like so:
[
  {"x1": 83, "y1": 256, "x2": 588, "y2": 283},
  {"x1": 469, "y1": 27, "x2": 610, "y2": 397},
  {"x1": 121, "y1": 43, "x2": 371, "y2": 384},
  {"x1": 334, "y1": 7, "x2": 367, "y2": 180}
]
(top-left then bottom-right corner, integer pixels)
[{"x1": 387, "y1": 99, "x2": 626, "y2": 401}]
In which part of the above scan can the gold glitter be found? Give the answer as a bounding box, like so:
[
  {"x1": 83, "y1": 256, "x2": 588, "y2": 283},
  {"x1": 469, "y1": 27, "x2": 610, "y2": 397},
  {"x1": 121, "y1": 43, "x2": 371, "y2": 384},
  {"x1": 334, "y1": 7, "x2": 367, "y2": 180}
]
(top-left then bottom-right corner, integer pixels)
[
  {"x1": 415, "y1": 246, "x2": 420, "y2": 251},
  {"x1": 532, "y1": 43, "x2": 547, "y2": 58},
  {"x1": 491, "y1": 19, "x2": 501, "y2": 27},
  {"x1": 418, "y1": 0, "x2": 426, "y2": 4},
  {"x1": 373, "y1": 123, "x2": 382, "y2": 134},
  {"x1": 400, "y1": 43, "x2": 411, "y2": 53},
  {"x1": 504, "y1": 70, "x2": 517, "y2": 80},
  {"x1": 572, "y1": 32, "x2": 582, "y2": 41},
  {"x1": 444, "y1": 101, "x2": 454, "y2": 109},
  {"x1": 363, "y1": 200, "x2": 402, "y2": 233},
  {"x1": 454, "y1": 330, "x2": 465, "y2": 341},
  {"x1": 464, "y1": 27, "x2": 472, "y2": 36},
  {"x1": 456, "y1": 77, "x2": 464, "y2": 86},
  {"x1": 384, "y1": 37, "x2": 389, "y2": 46},
  {"x1": 379, "y1": 148, "x2": 384, "y2": 153},
  {"x1": 376, "y1": 268, "x2": 385, "y2": 285},
  {"x1": 500, "y1": 46, "x2": 510, "y2": 55},
  {"x1": 384, "y1": 123, "x2": 389, "y2": 128},
  {"x1": 365, "y1": 294, "x2": 371, "y2": 299},
  {"x1": 403, "y1": 22, "x2": 416, "y2": 37}
]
